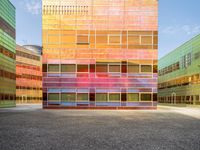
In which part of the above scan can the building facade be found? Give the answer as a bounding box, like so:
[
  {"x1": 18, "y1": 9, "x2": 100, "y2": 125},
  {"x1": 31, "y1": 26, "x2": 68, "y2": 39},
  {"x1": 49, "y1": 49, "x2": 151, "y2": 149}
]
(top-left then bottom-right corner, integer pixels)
[
  {"x1": 158, "y1": 34, "x2": 200, "y2": 105},
  {"x1": 23, "y1": 45, "x2": 42, "y2": 55},
  {"x1": 42, "y1": 0, "x2": 158, "y2": 109},
  {"x1": 16, "y1": 45, "x2": 42, "y2": 104},
  {"x1": 0, "y1": 0, "x2": 16, "y2": 108}
]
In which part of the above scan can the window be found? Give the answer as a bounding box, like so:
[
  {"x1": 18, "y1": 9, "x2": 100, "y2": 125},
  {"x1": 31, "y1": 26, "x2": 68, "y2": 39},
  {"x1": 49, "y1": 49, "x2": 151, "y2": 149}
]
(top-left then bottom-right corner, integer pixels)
[
  {"x1": 48, "y1": 64, "x2": 59, "y2": 72},
  {"x1": 77, "y1": 35, "x2": 89, "y2": 44},
  {"x1": 90, "y1": 64, "x2": 95, "y2": 72},
  {"x1": 128, "y1": 93, "x2": 139, "y2": 101},
  {"x1": 128, "y1": 65, "x2": 139, "y2": 73},
  {"x1": 109, "y1": 35, "x2": 121, "y2": 44},
  {"x1": 48, "y1": 93, "x2": 59, "y2": 101},
  {"x1": 109, "y1": 65, "x2": 120, "y2": 73},
  {"x1": 153, "y1": 93, "x2": 157, "y2": 101},
  {"x1": 43, "y1": 64, "x2": 47, "y2": 72},
  {"x1": 61, "y1": 93, "x2": 76, "y2": 102},
  {"x1": 141, "y1": 65, "x2": 152, "y2": 73},
  {"x1": 109, "y1": 93, "x2": 120, "y2": 101},
  {"x1": 96, "y1": 64, "x2": 108, "y2": 72},
  {"x1": 121, "y1": 64, "x2": 127, "y2": 73},
  {"x1": 141, "y1": 94, "x2": 152, "y2": 101},
  {"x1": 153, "y1": 65, "x2": 158, "y2": 73},
  {"x1": 96, "y1": 93, "x2": 108, "y2": 102},
  {"x1": 121, "y1": 93, "x2": 127, "y2": 101},
  {"x1": 77, "y1": 93, "x2": 88, "y2": 101},
  {"x1": 194, "y1": 52, "x2": 200, "y2": 60},
  {"x1": 181, "y1": 53, "x2": 192, "y2": 68},
  {"x1": 77, "y1": 65, "x2": 88, "y2": 72},
  {"x1": 61, "y1": 64, "x2": 76, "y2": 72},
  {"x1": 196, "y1": 95, "x2": 199, "y2": 101},
  {"x1": 90, "y1": 93, "x2": 95, "y2": 101}
]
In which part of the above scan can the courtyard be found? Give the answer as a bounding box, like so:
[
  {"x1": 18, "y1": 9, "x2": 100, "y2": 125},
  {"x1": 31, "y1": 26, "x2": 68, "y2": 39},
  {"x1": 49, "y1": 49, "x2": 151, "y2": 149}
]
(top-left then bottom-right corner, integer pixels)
[{"x1": 0, "y1": 105, "x2": 200, "y2": 150}]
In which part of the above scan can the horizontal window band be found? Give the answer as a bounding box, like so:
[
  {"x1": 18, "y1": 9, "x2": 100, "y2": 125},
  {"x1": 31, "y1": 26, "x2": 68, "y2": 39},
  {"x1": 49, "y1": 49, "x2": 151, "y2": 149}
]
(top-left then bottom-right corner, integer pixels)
[
  {"x1": 16, "y1": 86, "x2": 42, "y2": 90},
  {"x1": 0, "y1": 93, "x2": 16, "y2": 100},
  {"x1": 16, "y1": 97, "x2": 42, "y2": 100},
  {"x1": 0, "y1": 45, "x2": 15, "y2": 59},
  {"x1": 0, "y1": 16, "x2": 15, "y2": 39},
  {"x1": 16, "y1": 74, "x2": 42, "y2": 80},
  {"x1": 16, "y1": 50, "x2": 40, "y2": 61},
  {"x1": 0, "y1": 69, "x2": 16, "y2": 80}
]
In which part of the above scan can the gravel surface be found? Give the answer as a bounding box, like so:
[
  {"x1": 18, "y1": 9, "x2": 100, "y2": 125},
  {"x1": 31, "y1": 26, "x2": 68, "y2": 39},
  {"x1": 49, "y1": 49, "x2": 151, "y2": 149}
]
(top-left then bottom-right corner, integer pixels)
[{"x1": 0, "y1": 105, "x2": 200, "y2": 150}]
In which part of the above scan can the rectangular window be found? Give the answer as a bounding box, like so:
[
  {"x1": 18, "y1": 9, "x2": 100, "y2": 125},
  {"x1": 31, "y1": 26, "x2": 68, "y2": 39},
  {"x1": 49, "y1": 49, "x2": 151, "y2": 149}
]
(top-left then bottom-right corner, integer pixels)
[
  {"x1": 109, "y1": 93, "x2": 120, "y2": 101},
  {"x1": 90, "y1": 64, "x2": 95, "y2": 73},
  {"x1": 96, "y1": 93, "x2": 108, "y2": 102},
  {"x1": 48, "y1": 93, "x2": 59, "y2": 101},
  {"x1": 196, "y1": 95, "x2": 199, "y2": 101},
  {"x1": 77, "y1": 35, "x2": 89, "y2": 44},
  {"x1": 141, "y1": 94, "x2": 152, "y2": 101},
  {"x1": 121, "y1": 93, "x2": 127, "y2": 101},
  {"x1": 128, "y1": 65, "x2": 139, "y2": 73},
  {"x1": 48, "y1": 64, "x2": 59, "y2": 72},
  {"x1": 96, "y1": 64, "x2": 108, "y2": 72},
  {"x1": 77, "y1": 93, "x2": 88, "y2": 101},
  {"x1": 43, "y1": 93, "x2": 47, "y2": 101},
  {"x1": 128, "y1": 93, "x2": 139, "y2": 101},
  {"x1": 121, "y1": 65, "x2": 127, "y2": 73},
  {"x1": 61, "y1": 93, "x2": 76, "y2": 102},
  {"x1": 61, "y1": 64, "x2": 76, "y2": 72},
  {"x1": 43, "y1": 64, "x2": 47, "y2": 72},
  {"x1": 153, "y1": 93, "x2": 157, "y2": 101},
  {"x1": 153, "y1": 65, "x2": 158, "y2": 73},
  {"x1": 141, "y1": 65, "x2": 152, "y2": 73},
  {"x1": 90, "y1": 93, "x2": 95, "y2": 102},
  {"x1": 182, "y1": 53, "x2": 192, "y2": 68},
  {"x1": 77, "y1": 65, "x2": 89, "y2": 72},
  {"x1": 109, "y1": 65, "x2": 120, "y2": 73}
]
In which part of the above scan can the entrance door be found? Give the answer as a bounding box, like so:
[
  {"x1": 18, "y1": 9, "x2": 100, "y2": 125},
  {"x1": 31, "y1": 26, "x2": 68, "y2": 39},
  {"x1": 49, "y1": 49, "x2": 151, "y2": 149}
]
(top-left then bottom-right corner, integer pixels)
[
  {"x1": 171, "y1": 92, "x2": 176, "y2": 104},
  {"x1": 22, "y1": 95, "x2": 27, "y2": 103}
]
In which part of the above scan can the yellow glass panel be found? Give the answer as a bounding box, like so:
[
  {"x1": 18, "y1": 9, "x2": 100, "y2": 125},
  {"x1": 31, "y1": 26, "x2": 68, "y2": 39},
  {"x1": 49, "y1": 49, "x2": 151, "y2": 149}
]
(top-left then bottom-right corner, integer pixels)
[
  {"x1": 128, "y1": 36, "x2": 140, "y2": 45},
  {"x1": 141, "y1": 36, "x2": 152, "y2": 45},
  {"x1": 61, "y1": 36, "x2": 75, "y2": 43},
  {"x1": 77, "y1": 35, "x2": 89, "y2": 44},
  {"x1": 96, "y1": 35, "x2": 107, "y2": 43},
  {"x1": 109, "y1": 36, "x2": 121, "y2": 44},
  {"x1": 153, "y1": 36, "x2": 158, "y2": 45},
  {"x1": 48, "y1": 35, "x2": 59, "y2": 43}
]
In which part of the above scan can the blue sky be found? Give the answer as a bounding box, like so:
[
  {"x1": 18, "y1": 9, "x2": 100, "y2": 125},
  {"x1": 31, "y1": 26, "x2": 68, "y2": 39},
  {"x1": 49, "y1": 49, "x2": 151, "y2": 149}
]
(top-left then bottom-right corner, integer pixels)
[
  {"x1": 10, "y1": 0, "x2": 42, "y2": 46},
  {"x1": 159, "y1": 0, "x2": 200, "y2": 58},
  {"x1": 10, "y1": 0, "x2": 200, "y2": 58}
]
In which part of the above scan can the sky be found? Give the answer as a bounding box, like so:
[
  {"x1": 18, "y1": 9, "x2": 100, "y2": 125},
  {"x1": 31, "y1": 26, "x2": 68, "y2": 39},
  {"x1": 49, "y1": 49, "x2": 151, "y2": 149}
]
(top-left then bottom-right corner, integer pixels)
[
  {"x1": 10, "y1": 0, "x2": 200, "y2": 58},
  {"x1": 159, "y1": 0, "x2": 200, "y2": 58},
  {"x1": 10, "y1": 0, "x2": 42, "y2": 46}
]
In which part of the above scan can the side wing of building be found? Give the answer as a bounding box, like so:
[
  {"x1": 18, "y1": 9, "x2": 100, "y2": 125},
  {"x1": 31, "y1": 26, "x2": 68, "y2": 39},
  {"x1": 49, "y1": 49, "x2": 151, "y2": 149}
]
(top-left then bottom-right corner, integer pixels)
[{"x1": 158, "y1": 34, "x2": 200, "y2": 105}]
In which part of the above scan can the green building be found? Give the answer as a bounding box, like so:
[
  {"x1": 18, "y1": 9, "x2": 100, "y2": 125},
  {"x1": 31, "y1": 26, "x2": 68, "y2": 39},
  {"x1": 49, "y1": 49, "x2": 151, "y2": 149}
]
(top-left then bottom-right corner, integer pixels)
[
  {"x1": 158, "y1": 34, "x2": 200, "y2": 105},
  {"x1": 0, "y1": 0, "x2": 16, "y2": 108}
]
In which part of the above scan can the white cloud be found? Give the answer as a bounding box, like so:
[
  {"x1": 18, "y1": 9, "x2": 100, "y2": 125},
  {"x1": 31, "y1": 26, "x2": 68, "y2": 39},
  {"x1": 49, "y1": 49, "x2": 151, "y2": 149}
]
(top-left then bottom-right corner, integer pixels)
[
  {"x1": 161, "y1": 24, "x2": 200, "y2": 35},
  {"x1": 21, "y1": 0, "x2": 41, "y2": 15}
]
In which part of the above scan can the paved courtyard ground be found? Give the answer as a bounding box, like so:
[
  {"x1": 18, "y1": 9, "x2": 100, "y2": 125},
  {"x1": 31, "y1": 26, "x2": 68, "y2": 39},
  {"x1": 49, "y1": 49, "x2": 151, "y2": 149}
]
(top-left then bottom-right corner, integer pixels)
[{"x1": 0, "y1": 105, "x2": 200, "y2": 150}]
